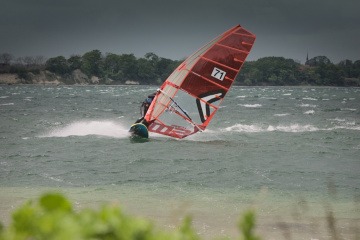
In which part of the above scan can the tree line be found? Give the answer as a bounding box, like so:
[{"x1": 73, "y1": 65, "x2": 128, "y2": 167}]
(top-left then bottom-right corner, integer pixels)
[
  {"x1": 238, "y1": 56, "x2": 360, "y2": 86},
  {"x1": 1, "y1": 51, "x2": 359, "y2": 86},
  {"x1": 0, "y1": 51, "x2": 181, "y2": 85}
]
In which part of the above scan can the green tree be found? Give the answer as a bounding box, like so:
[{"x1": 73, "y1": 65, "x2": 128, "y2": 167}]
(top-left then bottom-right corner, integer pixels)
[
  {"x1": 144, "y1": 52, "x2": 159, "y2": 65},
  {"x1": 45, "y1": 56, "x2": 69, "y2": 75},
  {"x1": 144, "y1": 52, "x2": 161, "y2": 83},
  {"x1": 240, "y1": 57, "x2": 300, "y2": 85},
  {"x1": 137, "y1": 57, "x2": 156, "y2": 83},
  {"x1": 103, "y1": 53, "x2": 124, "y2": 81},
  {"x1": 353, "y1": 60, "x2": 360, "y2": 78},
  {"x1": 119, "y1": 53, "x2": 137, "y2": 80},
  {"x1": 315, "y1": 63, "x2": 344, "y2": 85},
  {"x1": 306, "y1": 56, "x2": 331, "y2": 66},
  {"x1": 237, "y1": 62, "x2": 260, "y2": 85},
  {"x1": 298, "y1": 67, "x2": 321, "y2": 85},
  {"x1": 156, "y1": 57, "x2": 180, "y2": 83},
  {"x1": 81, "y1": 50, "x2": 103, "y2": 77},
  {"x1": 67, "y1": 55, "x2": 82, "y2": 71}
]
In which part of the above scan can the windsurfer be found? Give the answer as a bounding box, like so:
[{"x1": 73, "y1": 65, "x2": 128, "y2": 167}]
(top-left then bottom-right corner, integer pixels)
[{"x1": 134, "y1": 91, "x2": 157, "y2": 127}]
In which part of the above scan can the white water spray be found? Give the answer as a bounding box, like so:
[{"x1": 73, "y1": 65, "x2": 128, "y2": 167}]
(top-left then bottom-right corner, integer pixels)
[{"x1": 43, "y1": 120, "x2": 130, "y2": 138}]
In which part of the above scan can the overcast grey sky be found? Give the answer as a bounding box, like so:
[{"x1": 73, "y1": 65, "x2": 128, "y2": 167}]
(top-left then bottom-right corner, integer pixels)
[{"x1": 1, "y1": 0, "x2": 359, "y2": 63}]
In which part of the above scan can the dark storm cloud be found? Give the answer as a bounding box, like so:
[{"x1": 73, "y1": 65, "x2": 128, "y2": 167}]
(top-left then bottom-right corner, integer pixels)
[{"x1": 1, "y1": 0, "x2": 359, "y2": 63}]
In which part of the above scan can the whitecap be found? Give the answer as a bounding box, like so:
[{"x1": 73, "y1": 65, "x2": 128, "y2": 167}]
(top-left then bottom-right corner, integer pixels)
[
  {"x1": 332, "y1": 125, "x2": 360, "y2": 131},
  {"x1": 0, "y1": 103, "x2": 14, "y2": 106},
  {"x1": 304, "y1": 110, "x2": 315, "y2": 115},
  {"x1": 40, "y1": 173, "x2": 65, "y2": 183},
  {"x1": 299, "y1": 103, "x2": 317, "y2": 108},
  {"x1": 223, "y1": 123, "x2": 319, "y2": 133},
  {"x1": 274, "y1": 113, "x2": 290, "y2": 117},
  {"x1": 238, "y1": 104, "x2": 262, "y2": 108},
  {"x1": 341, "y1": 108, "x2": 356, "y2": 111},
  {"x1": 271, "y1": 124, "x2": 319, "y2": 132},
  {"x1": 224, "y1": 124, "x2": 263, "y2": 133},
  {"x1": 329, "y1": 118, "x2": 346, "y2": 122},
  {"x1": 302, "y1": 97, "x2": 318, "y2": 101}
]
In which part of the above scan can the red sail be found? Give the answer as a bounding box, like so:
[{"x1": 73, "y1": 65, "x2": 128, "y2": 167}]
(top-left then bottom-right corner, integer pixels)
[{"x1": 145, "y1": 25, "x2": 256, "y2": 138}]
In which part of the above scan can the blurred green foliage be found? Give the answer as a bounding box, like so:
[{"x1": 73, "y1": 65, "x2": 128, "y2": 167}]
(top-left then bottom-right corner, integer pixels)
[{"x1": 0, "y1": 193, "x2": 260, "y2": 240}]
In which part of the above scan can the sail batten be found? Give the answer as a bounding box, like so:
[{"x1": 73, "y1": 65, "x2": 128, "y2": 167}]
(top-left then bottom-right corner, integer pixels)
[
  {"x1": 200, "y1": 56, "x2": 239, "y2": 72},
  {"x1": 190, "y1": 70, "x2": 230, "y2": 91},
  {"x1": 145, "y1": 25, "x2": 256, "y2": 138},
  {"x1": 215, "y1": 42, "x2": 250, "y2": 54}
]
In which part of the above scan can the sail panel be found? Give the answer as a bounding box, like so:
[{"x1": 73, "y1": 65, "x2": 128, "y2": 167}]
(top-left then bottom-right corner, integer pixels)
[
  {"x1": 181, "y1": 72, "x2": 227, "y2": 97},
  {"x1": 192, "y1": 58, "x2": 237, "y2": 83},
  {"x1": 165, "y1": 69, "x2": 188, "y2": 88},
  {"x1": 235, "y1": 27, "x2": 255, "y2": 37},
  {"x1": 148, "y1": 84, "x2": 176, "y2": 120},
  {"x1": 219, "y1": 34, "x2": 255, "y2": 52},
  {"x1": 203, "y1": 45, "x2": 248, "y2": 70}
]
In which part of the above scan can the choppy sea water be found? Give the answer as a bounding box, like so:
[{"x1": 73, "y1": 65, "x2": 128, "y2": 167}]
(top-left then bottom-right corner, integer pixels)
[{"x1": 0, "y1": 85, "x2": 359, "y2": 239}]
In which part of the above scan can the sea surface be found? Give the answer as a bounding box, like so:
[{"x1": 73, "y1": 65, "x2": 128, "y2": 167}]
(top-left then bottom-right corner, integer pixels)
[{"x1": 0, "y1": 85, "x2": 359, "y2": 239}]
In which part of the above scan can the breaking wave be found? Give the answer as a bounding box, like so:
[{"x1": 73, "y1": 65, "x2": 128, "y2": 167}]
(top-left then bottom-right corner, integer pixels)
[{"x1": 223, "y1": 123, "x2": 360, "y2": 133}]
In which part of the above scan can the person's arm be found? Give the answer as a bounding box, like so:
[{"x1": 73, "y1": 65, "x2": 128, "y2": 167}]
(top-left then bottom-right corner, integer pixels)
[{"x1": 140, "y1": 102, "x2": 145, "y2": 116}]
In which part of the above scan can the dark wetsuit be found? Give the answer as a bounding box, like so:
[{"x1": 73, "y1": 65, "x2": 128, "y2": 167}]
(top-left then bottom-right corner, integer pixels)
[{"x1": 135, "y1": 92, "x2": 156, "y2": 127}]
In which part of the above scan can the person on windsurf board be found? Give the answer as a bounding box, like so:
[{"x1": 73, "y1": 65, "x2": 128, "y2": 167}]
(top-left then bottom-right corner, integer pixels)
[
  {"x1": 129, "y1": 25, "x2": 255, "y2": 139},
  {"x1": 134, "y1": 91, "x2": 157, "y2": 127},
  {"x1": 129, "y1": 91, "x2": 158, "y2": 138}
]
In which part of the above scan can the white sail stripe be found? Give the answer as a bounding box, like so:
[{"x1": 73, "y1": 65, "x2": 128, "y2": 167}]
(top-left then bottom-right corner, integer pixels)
[
  {"x1": 152, "y1": 124, "x2": 160, "y2": 131},
  {"x1": 199, "y1": 94, "x2": 220, "y2": 120}
]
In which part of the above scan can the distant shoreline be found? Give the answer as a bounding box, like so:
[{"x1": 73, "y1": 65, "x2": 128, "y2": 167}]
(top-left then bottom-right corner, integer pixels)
[
  {"x1": 0, "y1": 71, "x2": 142, "y2": 86},
  {"x1": 1, "y1": 52, "x2": 360, "y2": 87}
]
